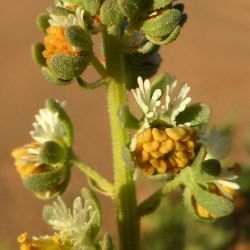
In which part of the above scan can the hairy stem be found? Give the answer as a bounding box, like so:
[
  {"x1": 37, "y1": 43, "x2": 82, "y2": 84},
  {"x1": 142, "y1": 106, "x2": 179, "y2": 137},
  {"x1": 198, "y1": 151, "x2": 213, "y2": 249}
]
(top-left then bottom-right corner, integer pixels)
[
  {"x1": 71, "y1": 156, "x2": 114, "y2": 196},
  {"x1": 103, "y1": 29, "x2": 140, "y2": 250}
]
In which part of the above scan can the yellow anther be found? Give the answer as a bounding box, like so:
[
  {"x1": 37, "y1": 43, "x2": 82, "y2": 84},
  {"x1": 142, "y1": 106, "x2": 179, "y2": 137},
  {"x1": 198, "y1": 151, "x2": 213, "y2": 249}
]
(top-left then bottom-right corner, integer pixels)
[
  {"x1": 142, "y1": 128, "x2": 152, "y2": 143},
  {"x1": 142, "y1": 163, "x2": 155, "y2": 175},
  {"x1": 143, "y1": 140, "x2": 159, "y2": 152},
  {"x1": 136, "y1": 133, "x2": 145, "y2": 144},
  {"x1": 167, "y1": 155, "x2": 177, "y2": 168},
  {"x1": 150, "y1": 151, "x2": 163, "y2": 159},
  {"x1": 18, "y1": 233, "x2": 29, "y2": 244},
  {"x1": 152, "y1": 128, "x2": 168, "y2": 141},
  {"x1": 156, "y1": 160, "x2": 167, "y2": 174},
  {"x1": 140, "y1": 150, "x2": 150, "y2": 163},
  {"x1": 159, "y1": 139, "x2": 174, "y2": 154},
  {"x1": 174, "y1": 156, "x2": 187, "y2": 168},
  {"x1": 165, "y1": 127, "x2": 186, "y2": 140},
  {"x1": 174, "y1": 151, "x2": 188, "y2": 161},
  {"x1": 174, "y1": 141, "x2": 185, "y2": 151},
  {"x1": 185, "y1": 140, "x2": 195, "y2": 150}
]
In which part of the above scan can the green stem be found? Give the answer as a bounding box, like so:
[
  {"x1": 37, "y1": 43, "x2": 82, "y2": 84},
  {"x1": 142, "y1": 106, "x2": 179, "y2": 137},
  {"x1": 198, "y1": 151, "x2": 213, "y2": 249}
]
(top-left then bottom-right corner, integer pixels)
[
  {"x1": 71, "y1": 156, "x2": 114, "y2": 196},
  {"x1": 103, "y1": 29, "x2": 140, "y2": 250},
  {"x1": 90, "y1": 53, "x2": 107, "y2": 78}
]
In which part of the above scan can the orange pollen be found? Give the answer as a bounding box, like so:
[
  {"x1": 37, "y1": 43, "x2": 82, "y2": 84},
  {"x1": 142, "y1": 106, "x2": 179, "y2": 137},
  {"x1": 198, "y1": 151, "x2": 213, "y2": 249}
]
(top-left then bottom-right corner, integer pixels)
[
  {"x1": 42, "y1": 26, "x2": 80, "y2": 59},
  {"x1": 135, "y1": 127, "x2": 197, "y2": 175}
]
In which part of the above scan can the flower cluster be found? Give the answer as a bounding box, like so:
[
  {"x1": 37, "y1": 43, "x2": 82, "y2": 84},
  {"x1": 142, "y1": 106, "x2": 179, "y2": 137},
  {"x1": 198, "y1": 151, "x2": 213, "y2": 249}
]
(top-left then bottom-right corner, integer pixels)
[
  {"x1": 12, "y1": 99, "x2": 73, "y2": 199},
  {"x1": 18, "y1": 189, "x2": 102, "y2": 250}
]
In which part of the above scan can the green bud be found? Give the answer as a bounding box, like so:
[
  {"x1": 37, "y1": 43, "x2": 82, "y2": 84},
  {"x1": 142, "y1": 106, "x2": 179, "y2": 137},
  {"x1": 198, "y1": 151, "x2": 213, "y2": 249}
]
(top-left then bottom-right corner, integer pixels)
[
  {"x1": 100, "y1": 0, "x2": 123, "y2": 32},
  {"x1": 40, "y1": 141, "x2": 67, "y2": 165},
  {"x1": 31, "y1": 43, "x2": 46, "y2": 67},
  {"x1": 41, "y1": 67, "x2": 72, "y2": 86},
  {"x1": 81, "y1": 0, "x2": 100, "y2": 16},
  {"x1": 117, "y1": 0, "x2": 141, "y2": 17},
  {"x1": 202, "y1": 159, "x2": 221, "y2": 177},
  {"x1": 149, "y1": 0, "x2": 173, "y2": 11},
  {"x1": 48, "y1": 54, "x2": 89, "y2": 80},
  {"x1": 141, "y1": 9, "x2": 182, "y2": 37},
  {"x1": 36, "y1": 13, "x2": 50, "y2": 34},
  {"x1": 176, "y1": 103, "x2": 212, "y2": 127},
  {"x1": 65, "y1": 25, "x2": 93, "y2": 52}
]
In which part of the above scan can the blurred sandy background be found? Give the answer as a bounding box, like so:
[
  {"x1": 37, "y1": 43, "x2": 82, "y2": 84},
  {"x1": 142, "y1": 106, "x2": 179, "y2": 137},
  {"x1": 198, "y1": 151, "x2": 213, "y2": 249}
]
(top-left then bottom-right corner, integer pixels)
[{"x1": 1, "y1": 0, "x2": 250, "y2": 248}]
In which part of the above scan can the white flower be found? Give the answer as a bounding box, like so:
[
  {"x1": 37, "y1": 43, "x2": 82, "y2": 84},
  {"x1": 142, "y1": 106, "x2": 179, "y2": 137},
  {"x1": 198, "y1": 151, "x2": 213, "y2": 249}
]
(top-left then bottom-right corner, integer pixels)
[
  {"x1": 49, "y1": 7, "x2": 85, "y2": 29},
  {"x1": 161, "y1": 81, "x2": 191, "y2": 125},
  {"x1": 48, "y1": 191, "x2": 98, "y2": 249},
  {"x1": 199, "y1": 126, "x2": 231, "y2": 160},
  {"x1": 132, "y1": 77, "x2": 162, "y2": 124},
  {"x1": 30, "y1": 101, "x2": 68, "y2": 146}
]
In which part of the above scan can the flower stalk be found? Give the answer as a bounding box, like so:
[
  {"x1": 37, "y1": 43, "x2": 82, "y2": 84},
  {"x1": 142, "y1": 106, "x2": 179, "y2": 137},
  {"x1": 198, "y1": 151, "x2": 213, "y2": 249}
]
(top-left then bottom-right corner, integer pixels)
[{"x1": 103, "y1": 29, "x2": 140, "y2": 250}]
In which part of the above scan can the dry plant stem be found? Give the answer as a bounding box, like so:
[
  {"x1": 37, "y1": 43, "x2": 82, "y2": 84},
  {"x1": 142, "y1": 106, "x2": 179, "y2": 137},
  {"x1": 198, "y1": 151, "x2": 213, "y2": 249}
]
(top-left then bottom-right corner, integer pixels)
[{"x1": 103, "y1": 29, "x2": 140, "y2": 250}]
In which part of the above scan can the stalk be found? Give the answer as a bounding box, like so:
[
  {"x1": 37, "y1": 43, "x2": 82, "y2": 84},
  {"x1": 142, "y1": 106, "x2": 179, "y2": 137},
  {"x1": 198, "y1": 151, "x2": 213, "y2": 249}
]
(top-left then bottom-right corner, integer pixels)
[{"x1": 103, "y1": 28, "x2": 140, "y2": 250}]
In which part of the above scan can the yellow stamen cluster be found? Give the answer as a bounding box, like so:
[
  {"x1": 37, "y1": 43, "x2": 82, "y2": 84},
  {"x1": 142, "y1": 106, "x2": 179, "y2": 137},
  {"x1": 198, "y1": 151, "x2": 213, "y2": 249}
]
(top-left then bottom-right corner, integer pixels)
[
  {"x1": 43, "y1": 27, "x2": 80, "y2": 59},
  {"x1": 12, "y1": 142, "x2": 44, "y2": 178},
  {"x1": 135, "y1": 127, "x2": 197, "y2": 175},
  {"x1": 18, "y1": 233, "x2": 65, "y2": 250}
]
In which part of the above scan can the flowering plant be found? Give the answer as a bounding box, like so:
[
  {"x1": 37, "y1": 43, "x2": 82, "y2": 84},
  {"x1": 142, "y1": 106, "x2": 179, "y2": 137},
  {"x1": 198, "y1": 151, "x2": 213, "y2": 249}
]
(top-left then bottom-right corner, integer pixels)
[{"x1": 13, "y1": 0, "x2": 240, "y2": 249}]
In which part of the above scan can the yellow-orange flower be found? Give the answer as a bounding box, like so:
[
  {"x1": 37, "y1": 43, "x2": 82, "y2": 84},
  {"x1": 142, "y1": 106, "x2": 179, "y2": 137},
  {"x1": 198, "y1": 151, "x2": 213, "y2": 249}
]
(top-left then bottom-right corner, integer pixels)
[
  {"x1": 134, "y1": 126, "x2": 197, "y2": 175},
  {"x1": 43, "y1": 27, "x2": 80, "y2": 59}
]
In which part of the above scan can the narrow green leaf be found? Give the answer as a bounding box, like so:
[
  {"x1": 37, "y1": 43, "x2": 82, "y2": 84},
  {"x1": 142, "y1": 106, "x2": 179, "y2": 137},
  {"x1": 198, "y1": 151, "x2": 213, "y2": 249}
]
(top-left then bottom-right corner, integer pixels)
[
  {"x1": 176, "y1": 103, "x2": 212, "y2": 126},
  {"x1": 118, "y1": 105, "x2": 139, "y2": 129},
  {"x1": 31, "y1": 43, "x2": 46, "y2": 66}
]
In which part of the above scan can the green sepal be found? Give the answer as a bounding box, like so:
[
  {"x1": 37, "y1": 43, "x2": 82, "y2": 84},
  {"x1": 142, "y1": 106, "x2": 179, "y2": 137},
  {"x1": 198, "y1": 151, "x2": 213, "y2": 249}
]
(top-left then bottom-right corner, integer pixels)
[
  {"x1": 100, "y1": 234, "x2": 116, "y2": 250},
  {"x1": 41, "y1": 67, "x2": 72, "y2": 86},
  {"x1": 31, "y1": 43, "x2": 46, "y2": 66},
  {"x1": 190, "y1": 145, "x2": 207, "y2": 171},
  {"x1": 40, "y1": 141, "x2": 67, "y2": 165},
  {"x1": 198, "y1": 159, "x2": 221, "y2": 182},
  {"x1": 81, "y1": 0, "x2": 100, "y2": 16},
  {"x1": 36, "y1": 13, "x2": 50, "y2": 34},
  {"x1": 122, "y1": 145, "x2": 136, "y2": 169},
  {"x1": 141, "y1": 9, "x2": 182, "y2": 37},
  {"x1": 81, "y1": 188, "x2": 101, "y2": 239},
  {"x1": 46, "y1": 99, "x2": 74, "y2": 146},
  {"x1": 100, "y1": 0, "x2": 123, "y2": 32},
  {"x1": 138, "y1": 190, "x2": 161, "y2": 217},
  {"x1": 117, "y1": 0, "x2": 141, "y2": 17},
  {"x1": 190, "y1": 183, "x2": 234, "y2": 217},
  {"x1": 23, "y1": 166, "x2": 66, "y2": 193},
  {"x1": 146, "y1": 25, "x2": 181, "y2": 45},
  {"x1": 118, "y1": 105, "x2": 140, "y2": 129},
  {"x1": 183, "y1": 187, "x2": 206, "y2": 221},
  {"x1": 47, "y1": 6, "x2": 73, "y2": 16},
  {"x1": 48, "y1": 54, "x2": 89, "y2": 80},
  {"x1": 149, "y1": 0, "x2": 173, "y2": 11},
  {"x1": 151, "y1": 73, "x2": 175, "y2": 96},
  {"x1": 65, "y1": 25, "x2": 93, "y2": 52},
  {"x1": 146, "y1": 173, "x2": 174, "y2": 182},
  {"x1": 176, "y1": 103, "x2": 212, "y2": 127}
]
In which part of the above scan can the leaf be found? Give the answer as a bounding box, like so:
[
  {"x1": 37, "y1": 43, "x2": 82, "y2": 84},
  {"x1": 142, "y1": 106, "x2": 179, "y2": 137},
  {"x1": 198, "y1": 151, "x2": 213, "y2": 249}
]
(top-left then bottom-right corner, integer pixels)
[
  {"x1": 36, "y1": 13, "x2": 50, "y2": 34},
  {"x1": 118, "y1": 105, "x2": 139, "y2": 129},
  {"x1": 23, "y1": 167, "x2": 66, "y2": 193},
  {"x1": 81, "y1": 188, "x2": 101, "y2": 239},
  {"x1": 122, "y1": 145, "x2": 136, "y2": 169},
  {"x1": 151, "y1": 73, "x2": 176, "y2": 96},
  {"x1": 176, "y1": 103, "x2": 212, "y2": 126},
  {"x1": 48, "y1": 54, "x2": 89, "y2": 80},
  {"x1": 31, "y1": 43, "x2": 46, "y2": 67},
  {"x1": 65, "y1": 25, "x2": 93, "y2": 52},
  {"x1": 41, "y1": 67, "x2": 72, "y2": 86},
  {"x1": 138, "y1": 190, "x2": 161, "y2": 217},
  {"x1": 191, "y1": 183, "x2": 234, "y2": 217},
  {"x1": 46, "y1": 99, "x2": 74, "y2": 146},
  {"x1": 141, "y1": 9, "x2": 182, "y2": 37}
]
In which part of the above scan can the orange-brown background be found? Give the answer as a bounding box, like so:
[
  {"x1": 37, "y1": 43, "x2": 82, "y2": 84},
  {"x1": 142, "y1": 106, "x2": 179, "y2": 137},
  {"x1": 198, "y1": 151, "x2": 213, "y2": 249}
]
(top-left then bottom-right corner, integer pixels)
[{"x1": 1, "y1": 0, "x2": 250, "y2": 248}]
